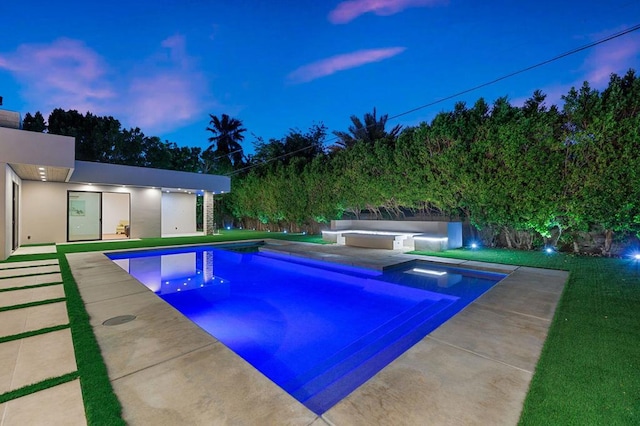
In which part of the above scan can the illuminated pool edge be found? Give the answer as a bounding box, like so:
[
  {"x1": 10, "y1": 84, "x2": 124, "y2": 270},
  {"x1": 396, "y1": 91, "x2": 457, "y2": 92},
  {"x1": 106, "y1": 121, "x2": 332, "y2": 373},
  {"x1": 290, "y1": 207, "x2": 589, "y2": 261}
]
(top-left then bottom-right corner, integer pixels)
[{"x1": 106, "y1": 246, "x2": 507, "y2": 415}]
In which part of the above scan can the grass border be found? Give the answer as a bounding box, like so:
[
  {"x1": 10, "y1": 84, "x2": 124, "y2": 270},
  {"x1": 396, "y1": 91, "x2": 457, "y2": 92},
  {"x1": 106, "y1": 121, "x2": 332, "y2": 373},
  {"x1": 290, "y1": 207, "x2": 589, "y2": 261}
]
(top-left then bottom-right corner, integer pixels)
[
  {"x1": 1, "y1": 253, "x2": 59, "y2": 263},
  {"x1": 0, "y1": 372, "x2": 80, "y2": 404},
  {"x1": 0, "y1": 324, "x2": 70, "y2": 344},
  {"x1": 58, "y1": 253, "x2": 125, "y2": 425},
  {"x1": 0, "y1": 298, "x2": 66, "y2": 313},
  {"x1": 0, "y1": 281, "x2": 63, "y2": 293},
  {"x1": 0, "y1": 271, "x2": 60, "y2": 281},
  {"x1": 0, "y1": 262, "x2": 59, "y2": 270}
]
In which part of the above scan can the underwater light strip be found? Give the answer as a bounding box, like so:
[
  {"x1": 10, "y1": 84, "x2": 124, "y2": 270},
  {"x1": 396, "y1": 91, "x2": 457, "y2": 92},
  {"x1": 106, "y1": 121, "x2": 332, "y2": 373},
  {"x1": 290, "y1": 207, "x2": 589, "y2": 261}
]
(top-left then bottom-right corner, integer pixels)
[{"x1": 412, "y1": 268, "x2": 447, "y2": 276}]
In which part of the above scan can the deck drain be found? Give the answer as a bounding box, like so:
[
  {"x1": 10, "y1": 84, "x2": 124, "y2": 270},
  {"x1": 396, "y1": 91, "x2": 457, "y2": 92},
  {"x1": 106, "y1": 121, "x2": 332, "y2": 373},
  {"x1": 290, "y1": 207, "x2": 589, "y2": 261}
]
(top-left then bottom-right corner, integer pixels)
[{"x1": 102, "y1": 315, "x2": 137, "y2": 326}]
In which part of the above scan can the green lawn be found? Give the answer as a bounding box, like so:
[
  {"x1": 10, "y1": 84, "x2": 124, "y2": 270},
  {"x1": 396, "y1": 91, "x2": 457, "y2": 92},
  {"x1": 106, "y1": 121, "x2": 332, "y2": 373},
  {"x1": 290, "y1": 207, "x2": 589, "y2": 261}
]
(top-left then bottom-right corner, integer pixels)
[
  {"x1": 56, "y1": 230, "x2": 327, "y2": 255},
  {"x1": 3, "y1": 235, "x2": 638, "y2": 424},
  {"x1": 411, "y1": 248, "x2": 639, "y2": 425}
]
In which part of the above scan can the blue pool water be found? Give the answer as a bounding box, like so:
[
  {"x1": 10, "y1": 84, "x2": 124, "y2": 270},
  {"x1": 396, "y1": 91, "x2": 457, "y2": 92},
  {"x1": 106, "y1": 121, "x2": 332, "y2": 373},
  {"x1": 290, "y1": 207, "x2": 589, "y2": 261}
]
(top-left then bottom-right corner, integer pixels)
[{"x1": 108, "y1": 245, "x2": 505, "y2": 414}]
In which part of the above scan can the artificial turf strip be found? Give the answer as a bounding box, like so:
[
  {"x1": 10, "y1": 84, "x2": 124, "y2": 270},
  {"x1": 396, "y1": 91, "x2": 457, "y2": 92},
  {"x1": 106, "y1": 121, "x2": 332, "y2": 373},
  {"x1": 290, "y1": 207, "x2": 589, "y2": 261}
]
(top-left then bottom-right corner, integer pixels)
[
  {"x1": 413, "y1": 248, "x2": 639, "y2": 424},
  {"x1": 0, "y1": 253, "x2": 59, "y2": 263},
  {"x1": 0, "y1": 371, "x2": 80, "y2": 404},
  {"x1": 56, "y1": 230, "x2": 328, "y2": 255},
  {"x1": 0, "y1": 298, "x2": 66, "y2": 312},
  {"x1": 0, "y1": 271, "x2": 60, "y2": 281},
  {"x1": 0, "y1": 262, "x2": 59, "y2": 270},
  {"x1": 0, "y1": 323, "x2": 70, "y2": 344},
  {"x1": 0, "y1": 282, "x2": 64, "y2": 293},
  {"x1": 57, "y1": 253, "x2": 125, "y2": 426}
]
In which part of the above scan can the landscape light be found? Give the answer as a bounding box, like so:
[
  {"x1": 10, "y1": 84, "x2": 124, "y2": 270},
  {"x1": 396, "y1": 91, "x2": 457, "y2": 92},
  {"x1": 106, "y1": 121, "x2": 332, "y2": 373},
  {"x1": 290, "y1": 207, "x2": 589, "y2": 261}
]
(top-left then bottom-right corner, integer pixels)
[
  {"x1": 634, "y1": 253, "x2": 640, "y2": 261},
  {"x1": 471, "y1": 243, "x2": 478, "y2": 249},
  {"x1": 283, "y1": 230, "x2": 288, "y2": 234},
  {"x1": 226, "y1": 226, "x2": 231, "y2": 230},
  {"x1": 545, "y1": 247, "x2": 554, "y2": 254}
]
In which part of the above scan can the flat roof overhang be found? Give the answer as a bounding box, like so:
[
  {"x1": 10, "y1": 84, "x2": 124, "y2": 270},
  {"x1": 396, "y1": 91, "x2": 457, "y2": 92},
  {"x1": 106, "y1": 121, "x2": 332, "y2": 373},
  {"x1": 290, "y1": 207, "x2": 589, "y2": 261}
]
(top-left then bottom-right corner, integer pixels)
[
  {"x1": 1, "y1": 127, "x2": 75, "y2": 182},
  {"x1": 69, "y1": 161, "x2": 231, "y2": 193}
]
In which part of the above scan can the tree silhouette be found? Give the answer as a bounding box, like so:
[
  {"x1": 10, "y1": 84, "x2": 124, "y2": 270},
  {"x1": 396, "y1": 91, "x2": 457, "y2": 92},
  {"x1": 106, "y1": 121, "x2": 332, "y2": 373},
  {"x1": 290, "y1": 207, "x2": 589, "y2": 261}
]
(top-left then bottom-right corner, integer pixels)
[
  {"x1": 205, "y1": 114, "x2": 246, "y2": 170},
  {"x1": 331, "y1": 107, "x2": 402, "y2": 151},
  {"x1": 22, "y1": 111, "x2": 46, "y2": 132}
]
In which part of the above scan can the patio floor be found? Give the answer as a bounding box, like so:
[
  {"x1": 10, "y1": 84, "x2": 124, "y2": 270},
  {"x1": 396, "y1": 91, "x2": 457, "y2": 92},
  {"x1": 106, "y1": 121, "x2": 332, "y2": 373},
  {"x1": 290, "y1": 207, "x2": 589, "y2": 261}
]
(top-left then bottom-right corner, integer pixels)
[
  {"x1": 62, "y1": 240, "x2": 567, "y2": 425},
  {"x1": 0, "y1": 253, "x2": 86, "y2": 426}
]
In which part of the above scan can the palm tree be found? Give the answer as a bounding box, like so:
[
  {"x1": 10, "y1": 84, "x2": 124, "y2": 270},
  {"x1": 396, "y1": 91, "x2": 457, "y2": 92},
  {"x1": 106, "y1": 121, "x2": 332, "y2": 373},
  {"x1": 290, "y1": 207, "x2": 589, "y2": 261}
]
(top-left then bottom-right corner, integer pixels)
[
  {"x1": 331, "y1": 107, "x2": 402, "y2": 151},
  {"x1": 205, "y1": 114, "x2": 246, "y2": 169}
]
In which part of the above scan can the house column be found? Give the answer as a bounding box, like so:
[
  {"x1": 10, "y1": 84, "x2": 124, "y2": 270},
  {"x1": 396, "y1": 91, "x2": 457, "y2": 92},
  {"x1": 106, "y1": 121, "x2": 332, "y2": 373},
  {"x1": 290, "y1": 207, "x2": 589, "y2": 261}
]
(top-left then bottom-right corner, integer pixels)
[{"x1": 204, "y1": 191, "x2": 215, "y2": 235}]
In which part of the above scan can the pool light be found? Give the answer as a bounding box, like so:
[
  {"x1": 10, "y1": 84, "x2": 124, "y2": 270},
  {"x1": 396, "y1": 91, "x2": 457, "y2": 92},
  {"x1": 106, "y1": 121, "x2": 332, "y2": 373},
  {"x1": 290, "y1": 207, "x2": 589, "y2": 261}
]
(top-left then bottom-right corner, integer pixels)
[{"x1": 412, "y1": 268, "x2": 447, "y2": 276}]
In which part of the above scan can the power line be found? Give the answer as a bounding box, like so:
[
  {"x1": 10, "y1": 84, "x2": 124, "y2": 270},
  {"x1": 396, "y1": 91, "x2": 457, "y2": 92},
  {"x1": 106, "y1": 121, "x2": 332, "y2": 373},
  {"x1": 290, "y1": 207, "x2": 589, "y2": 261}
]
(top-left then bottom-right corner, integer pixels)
[
  {"x1": 227, "y1": 23, "x2": 640, "y2": 177},
  {"x1": 205, "y1": 146, "x2": 244, "y2": 162},
  {"x1": 388, "y1": 23, "x2": 640, "y2": 122}
]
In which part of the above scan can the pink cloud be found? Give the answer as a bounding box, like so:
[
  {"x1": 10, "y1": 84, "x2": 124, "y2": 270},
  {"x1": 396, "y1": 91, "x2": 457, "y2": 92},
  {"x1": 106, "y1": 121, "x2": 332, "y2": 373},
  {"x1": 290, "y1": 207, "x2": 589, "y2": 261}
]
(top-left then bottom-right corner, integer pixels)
[
  {"x1": 0, "y1": 38, "x2": 114, "y2": 114},
  {"x1": 329, "y1": 0, "x2": 447, "y2": 24},
  {"x1": 582, "y1": 32, "x2": 640, "y2": 87},
  {"x1": 507, "y1": 30, "x2": 640, "y2": 111},
  {"x1": 288, "y1": 47, "x2": 406, "y2": 84},
  {"x1": 0, "y1": 36, "x2": 212, "y2": 134},
  {"x1": 127, "y1": 74, "x2": 204, "y2": 131},
  {"x1": 124, "y1": 35, "x2": 210, "y2": 132}
]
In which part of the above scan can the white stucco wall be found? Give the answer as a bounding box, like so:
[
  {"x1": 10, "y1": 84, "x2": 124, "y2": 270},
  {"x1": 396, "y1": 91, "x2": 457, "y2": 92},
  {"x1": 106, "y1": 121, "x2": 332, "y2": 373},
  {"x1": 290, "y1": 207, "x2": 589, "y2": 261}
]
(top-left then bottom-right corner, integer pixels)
[
  {"x1": 130, "y1": 187, "x2": 161, "y2": 239},
  {"x1": 21, "y1": 182, "x2": 163, "y2": 245},
  {"x1": 161, "y1": 192, "x2": 196, "y2": 235},
  {"x1": 1, "y1": 164, "x2": 8, "y2": 260},
  {"x1": 1, "y1": 164, "x2": 22, "y2": 260}
]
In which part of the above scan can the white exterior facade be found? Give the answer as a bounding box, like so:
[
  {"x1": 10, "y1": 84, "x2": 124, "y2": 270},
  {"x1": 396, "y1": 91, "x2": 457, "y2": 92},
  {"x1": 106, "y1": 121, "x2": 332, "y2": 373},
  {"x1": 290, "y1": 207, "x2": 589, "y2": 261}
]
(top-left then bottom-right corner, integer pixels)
[{"x1": 0, "y1": 126, "x2": 231, "y2": 260}]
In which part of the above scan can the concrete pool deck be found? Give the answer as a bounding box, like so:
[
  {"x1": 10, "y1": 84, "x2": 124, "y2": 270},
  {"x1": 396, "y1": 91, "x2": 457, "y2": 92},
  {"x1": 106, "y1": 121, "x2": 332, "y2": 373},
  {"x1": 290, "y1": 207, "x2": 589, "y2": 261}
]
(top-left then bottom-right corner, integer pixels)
[{"x1": 64, "y1": 240, "x2": 568, "y2": 425}]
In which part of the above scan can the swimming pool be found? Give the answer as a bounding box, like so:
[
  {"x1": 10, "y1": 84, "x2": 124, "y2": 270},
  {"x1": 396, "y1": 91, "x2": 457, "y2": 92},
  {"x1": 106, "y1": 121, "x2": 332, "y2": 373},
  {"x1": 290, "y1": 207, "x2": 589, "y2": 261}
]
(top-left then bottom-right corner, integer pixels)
[{"x1": 108, "y1": 245, "x2": 505, "y2": 414}]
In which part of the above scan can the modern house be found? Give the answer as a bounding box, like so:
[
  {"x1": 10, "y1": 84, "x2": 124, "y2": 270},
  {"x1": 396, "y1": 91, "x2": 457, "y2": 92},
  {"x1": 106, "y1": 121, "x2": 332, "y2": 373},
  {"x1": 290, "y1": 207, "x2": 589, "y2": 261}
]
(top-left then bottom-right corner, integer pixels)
[{"x1": 0, "y1": 110, "x2": 230, "y2": 261}]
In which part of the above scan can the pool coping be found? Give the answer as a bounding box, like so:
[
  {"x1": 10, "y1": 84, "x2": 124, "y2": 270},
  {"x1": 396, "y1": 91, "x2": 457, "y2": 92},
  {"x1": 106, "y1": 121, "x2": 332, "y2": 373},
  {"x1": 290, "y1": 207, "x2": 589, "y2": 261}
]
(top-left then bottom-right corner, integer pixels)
[{"x1": 66, "y1": 241, "x2": 568, "y2": 425}]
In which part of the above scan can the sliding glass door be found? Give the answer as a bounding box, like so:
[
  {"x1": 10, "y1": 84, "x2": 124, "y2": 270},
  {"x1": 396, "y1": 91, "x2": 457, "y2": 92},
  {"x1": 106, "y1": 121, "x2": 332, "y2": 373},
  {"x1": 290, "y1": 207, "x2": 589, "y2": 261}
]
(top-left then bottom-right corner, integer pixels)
[
  {"x1": 68, "y1": 191, "x2": 102, "y2": 241},
  {"x1": 12, "y1": 182, "x2": 19, "y2": 250}
]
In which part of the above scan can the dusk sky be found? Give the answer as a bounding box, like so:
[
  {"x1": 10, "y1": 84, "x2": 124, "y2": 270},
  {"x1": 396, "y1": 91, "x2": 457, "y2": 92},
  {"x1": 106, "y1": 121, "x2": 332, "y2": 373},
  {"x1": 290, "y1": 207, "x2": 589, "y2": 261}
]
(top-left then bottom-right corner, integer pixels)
[{"x1": 1, "y1": 1, "x2": 639, "y2": 154}]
